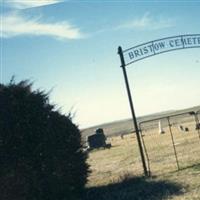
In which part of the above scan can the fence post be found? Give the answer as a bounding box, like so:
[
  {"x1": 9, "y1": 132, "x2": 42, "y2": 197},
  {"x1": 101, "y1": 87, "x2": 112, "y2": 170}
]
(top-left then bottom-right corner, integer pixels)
[
  {"x1": 139, "y1": 123, "x2": 151, "y2": 176},
  {"x1": 194, "y1": 112, "x2": 200, "y2": 140},
  {"x1": 167, "y1": 117, "x2": 180, "y2": 170},
  {"x1": 118, "y1": 46, "x2": 148, "y2": 177}
]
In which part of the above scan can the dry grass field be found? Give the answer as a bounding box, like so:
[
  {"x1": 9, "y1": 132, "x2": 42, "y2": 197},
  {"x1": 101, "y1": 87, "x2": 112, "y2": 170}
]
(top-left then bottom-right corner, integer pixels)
[{"x1": 85, "y1": 119, "x2": 200, "y2": 200}]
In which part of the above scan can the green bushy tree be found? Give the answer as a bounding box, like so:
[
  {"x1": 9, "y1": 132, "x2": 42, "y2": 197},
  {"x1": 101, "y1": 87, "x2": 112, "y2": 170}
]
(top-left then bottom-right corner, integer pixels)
[{"x1": 0, "y1": 80, "x2": 89, "y2": 200}]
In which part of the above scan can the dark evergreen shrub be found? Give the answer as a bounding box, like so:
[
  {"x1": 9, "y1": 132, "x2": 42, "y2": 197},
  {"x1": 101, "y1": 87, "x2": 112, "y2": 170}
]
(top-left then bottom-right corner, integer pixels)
[{"x1": 0, "y1": 80, "x2": 89, "y2": 200}]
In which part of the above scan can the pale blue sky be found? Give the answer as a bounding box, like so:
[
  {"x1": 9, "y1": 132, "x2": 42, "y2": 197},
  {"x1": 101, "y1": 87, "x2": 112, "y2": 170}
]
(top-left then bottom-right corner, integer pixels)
[{"x1": 1, "y1": 0, "x2": 200, "y2": 128}]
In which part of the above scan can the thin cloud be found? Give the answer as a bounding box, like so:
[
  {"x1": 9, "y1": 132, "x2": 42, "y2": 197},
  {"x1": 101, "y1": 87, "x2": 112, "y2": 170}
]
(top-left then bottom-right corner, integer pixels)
[
  {"x1": 5, "y1": 0, "x2": 64, "y2": 9},
  {"x1": 1, "y1": 13, "x2": 83, "y2": 40},
  {"x1": 116, "y1": 12, "x2": 175, "y2": 31}
]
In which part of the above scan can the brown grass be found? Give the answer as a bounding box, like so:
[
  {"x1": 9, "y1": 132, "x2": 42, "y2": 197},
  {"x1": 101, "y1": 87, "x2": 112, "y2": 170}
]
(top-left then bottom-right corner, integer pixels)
[{"x1": 86, "y1": 122, "x2": 200, "y2": 199}]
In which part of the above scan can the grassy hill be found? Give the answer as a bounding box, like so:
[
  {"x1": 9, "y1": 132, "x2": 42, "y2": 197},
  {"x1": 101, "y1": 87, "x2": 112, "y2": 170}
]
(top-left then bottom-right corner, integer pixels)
[
  {"x1": 86, "y1": 129, "x2": 200, "y2": 199},
  {"x1": 81, "y1": 105, "x2": 200, "y2": 140}
]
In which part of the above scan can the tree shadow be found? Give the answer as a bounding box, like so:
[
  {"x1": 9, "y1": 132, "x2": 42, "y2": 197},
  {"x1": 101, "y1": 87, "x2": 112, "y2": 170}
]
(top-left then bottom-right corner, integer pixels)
[
  {"x1": 169, "y1": 163, "x2": 200, "y2": 174},
  {"x1": 193, "y1": 163, "x2": 200, "y2": 171},
  {"x1": 85, "y1": 176, "x2": 183, "y2": 200}
]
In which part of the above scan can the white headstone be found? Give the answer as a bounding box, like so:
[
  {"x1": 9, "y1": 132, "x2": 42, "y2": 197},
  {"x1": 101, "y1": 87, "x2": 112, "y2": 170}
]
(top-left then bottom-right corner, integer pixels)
[{"x1": 158, "y1": 120, "x2": 165, "y2": 134}]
